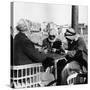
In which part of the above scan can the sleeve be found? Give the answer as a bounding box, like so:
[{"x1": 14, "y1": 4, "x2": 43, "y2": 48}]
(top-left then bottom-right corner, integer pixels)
[
  {"x1": 77, "y1": 37, "x2": 87, "y2": 52},
  {"x1": 42, "y1": 38, "x2": 48, "y2": 49},
  {"x1": 52, "y1": 40, "x2": 65, "y2": 53},
  {"x1": 76, "y1": 37, "x2": 88, "y2": 60},
  {"x1": 75, "y1": 38, "x2": 88, "y2": 68},
  {"x1": 23, "y1": 39, "x2": 47, "y2": 62}
]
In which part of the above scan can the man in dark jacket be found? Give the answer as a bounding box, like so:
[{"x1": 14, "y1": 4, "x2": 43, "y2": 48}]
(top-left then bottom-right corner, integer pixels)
[
  {"x1": 64, "y1": 28, "x2": 87, "y2": 69},
  {"x1": 13, "y1": 19, "x2": 59, "y2": 67},
  {"x1": 42, "y1": 28, "x2": 64, "y2": 54},
  {"x1": 61, "y1": 28, "x2": 88, "y2": 84}
]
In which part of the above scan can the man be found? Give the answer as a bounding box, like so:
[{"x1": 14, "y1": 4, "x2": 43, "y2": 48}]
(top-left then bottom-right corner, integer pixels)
[
  {"x1": 42, "y1": 24, "x2": 66, "y2": 85},
  {"x1": 13, "y1": 19, "x2": 60, "y2": 68},
  {"x1": 42, "y1": 25, "x2": 64, "y2": 54},
  {"x1": 61, "y1": 28, "x2": 88, "y2": 84}
]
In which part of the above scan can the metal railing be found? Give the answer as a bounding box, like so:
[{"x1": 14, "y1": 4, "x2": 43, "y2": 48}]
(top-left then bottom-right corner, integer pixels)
[{"x1": 10, "y1": 63, "x2": 43, "y2": 88}]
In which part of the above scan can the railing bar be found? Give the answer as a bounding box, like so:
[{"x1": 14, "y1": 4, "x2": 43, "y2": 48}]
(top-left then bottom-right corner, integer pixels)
[{"x1": 25, "y1": 68, "x2": 27, "y2": 86}]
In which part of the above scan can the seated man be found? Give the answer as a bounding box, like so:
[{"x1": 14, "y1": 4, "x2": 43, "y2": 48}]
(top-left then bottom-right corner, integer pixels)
[
  {"x1": 42, "y1": 25, "x2": 66, "y2": 85},
  {"x1": 61, "y1": 28, "x2": 88, "y2": 85},
  {"x1": 42, "y1": 27, "x2": 64, "y2": 54},
  {"x1": 13, "y1": 19, "x2": 65, "y2": 87},
  {"x1": 13, "y1": 19, "x2": 58, "y2": 66}
]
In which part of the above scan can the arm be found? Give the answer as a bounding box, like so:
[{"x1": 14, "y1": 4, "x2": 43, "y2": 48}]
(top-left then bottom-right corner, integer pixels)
[
  {"x1": 23, "y1": 39, "x2": 48, "y2": 62},
  {"x1": 66, "y1": 37, "x2": 87, "y2": 58},
  {"x1": 77, "y1": 37, "x2": 87, "y2": 55},
  {"x1": 73, "y1": 37, "x2": 88, "y2": 60}
]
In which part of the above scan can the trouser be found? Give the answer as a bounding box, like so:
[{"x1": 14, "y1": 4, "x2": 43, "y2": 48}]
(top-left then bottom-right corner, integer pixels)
[
  {"x1": 61, "y1": 61, "x2": 82, "y2": 85},
  {"x1": 56, "y1": 59, "x2": 67, "y2": 85}
]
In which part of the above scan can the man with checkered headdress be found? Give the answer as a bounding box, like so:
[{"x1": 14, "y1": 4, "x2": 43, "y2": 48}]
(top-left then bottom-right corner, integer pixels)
[
  {"x1": 61, "y1": 28, "x2": 88, "y2": 84},
  {"x1": 13, "y1": 19, "x2": 57, "y2": 66}
]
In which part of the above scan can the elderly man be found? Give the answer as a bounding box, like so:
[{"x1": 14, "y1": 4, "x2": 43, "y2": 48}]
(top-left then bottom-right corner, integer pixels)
[
  {"x1": 13, "y1": 19, "x2": 61, "y2": 69},
  {"x1": 42, "y1": 24, "x2": 64, "y2": 54},
  {"x1": 61, "y1": 28, "x2": 88, "y2": 84}
]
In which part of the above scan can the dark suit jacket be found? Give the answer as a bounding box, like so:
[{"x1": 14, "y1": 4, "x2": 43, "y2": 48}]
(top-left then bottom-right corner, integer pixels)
[
  {"x1": 66, "y1": 37, "x2": 88, "y2": 68},
  {"x1": 13, "y1": 32, "x2": 52, "y2": 66}
]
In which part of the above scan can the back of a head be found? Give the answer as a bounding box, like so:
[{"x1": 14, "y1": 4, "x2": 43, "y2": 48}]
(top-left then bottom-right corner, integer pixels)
[{"x1": 16, "y1": 19, "x2": 32, "y2": 32}]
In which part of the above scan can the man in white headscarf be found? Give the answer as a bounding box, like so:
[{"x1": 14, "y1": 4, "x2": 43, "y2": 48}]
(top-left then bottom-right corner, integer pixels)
[
  {"x1": 42, "y1": 24, "x2": 64, "y2": 54},
  {"x1": 61, "y1": 28, "x2": 88, "y2": 84}
]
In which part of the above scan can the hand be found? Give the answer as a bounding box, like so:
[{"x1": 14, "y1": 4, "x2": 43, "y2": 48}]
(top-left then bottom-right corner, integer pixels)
[
  {"x1": 44, "y1": 49, "x2": 48, "y2": 54},
  {"x1": 52, "y1": 48, "x2": 57, "y2": 52},
  {"x1": 67, "y1": 50, "x2": 76, "y2": 57},
  {"x1": 65, "y1": 50, "x2": 68, "y2": 54}
]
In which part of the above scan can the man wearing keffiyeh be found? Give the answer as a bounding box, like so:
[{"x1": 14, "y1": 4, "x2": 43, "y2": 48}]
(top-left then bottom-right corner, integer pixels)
[{"x1": 61, "y1": 28, "x2": 88, "y2": 84}]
